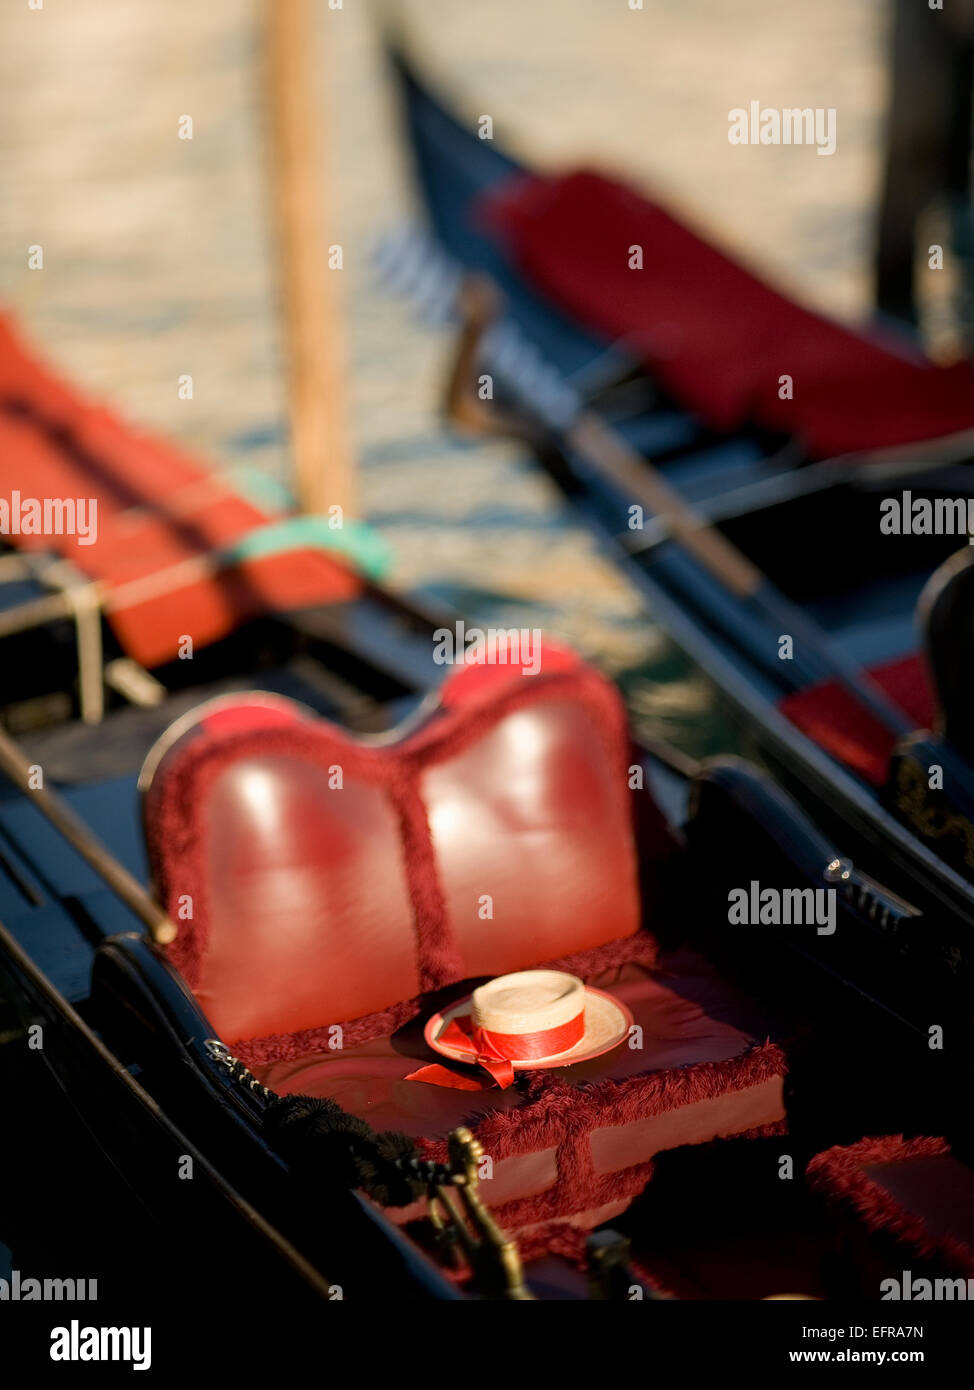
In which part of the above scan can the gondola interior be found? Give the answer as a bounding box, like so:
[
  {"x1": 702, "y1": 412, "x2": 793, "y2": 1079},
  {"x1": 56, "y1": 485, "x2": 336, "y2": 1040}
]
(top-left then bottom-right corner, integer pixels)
[
  {"x1": 3, "y1": 31, "x2": 974, "y2": 1311},
  {"x1": 2, "y1": 577, "x2": 973, "y2": 1298}
]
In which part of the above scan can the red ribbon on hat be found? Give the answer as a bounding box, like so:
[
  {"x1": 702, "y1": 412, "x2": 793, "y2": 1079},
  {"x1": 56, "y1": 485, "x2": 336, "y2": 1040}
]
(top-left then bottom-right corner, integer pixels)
[{"x1": 406, "y1": 1010, "x2": 585, "y2": 1090}]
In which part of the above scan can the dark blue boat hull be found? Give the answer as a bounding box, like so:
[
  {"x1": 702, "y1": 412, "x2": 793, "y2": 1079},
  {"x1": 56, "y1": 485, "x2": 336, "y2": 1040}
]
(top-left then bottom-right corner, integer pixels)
[{"x1": 386, "y1": 44, "x2": 974, "y2": 952}]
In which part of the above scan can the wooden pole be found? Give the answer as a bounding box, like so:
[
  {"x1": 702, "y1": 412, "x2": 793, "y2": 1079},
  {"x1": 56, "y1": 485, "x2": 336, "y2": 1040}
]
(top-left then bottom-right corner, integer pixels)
[{"x1": 264, "y1": 0, "x2": 355, "y2": 518}]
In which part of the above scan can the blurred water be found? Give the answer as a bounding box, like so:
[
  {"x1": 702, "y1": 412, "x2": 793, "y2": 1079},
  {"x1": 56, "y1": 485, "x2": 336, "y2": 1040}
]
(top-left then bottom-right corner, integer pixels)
[{"x1": 0, "y1": 0, "x2": 890, "y2": 757}]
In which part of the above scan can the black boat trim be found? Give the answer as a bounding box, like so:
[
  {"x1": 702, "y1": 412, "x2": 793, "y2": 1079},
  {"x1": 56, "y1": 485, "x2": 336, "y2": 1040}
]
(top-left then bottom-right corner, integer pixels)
[{"x1": 0, "y1": 912, "x2": 338, "y2": 1298}]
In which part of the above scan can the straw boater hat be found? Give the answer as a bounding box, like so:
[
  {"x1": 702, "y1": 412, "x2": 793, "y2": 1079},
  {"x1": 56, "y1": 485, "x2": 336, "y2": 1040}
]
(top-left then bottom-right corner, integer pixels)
[{"x1": 408, "y1": 970, "x2": 632, "y2": 1090}]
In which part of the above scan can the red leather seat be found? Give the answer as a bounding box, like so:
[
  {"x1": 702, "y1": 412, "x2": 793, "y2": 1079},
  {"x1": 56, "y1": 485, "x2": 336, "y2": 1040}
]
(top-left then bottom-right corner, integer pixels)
[
  {"x1": 143, "y1": 650, "x2": 649, "y2": 1044},
  {"x1": 142, "y1": 648, "x2": 785, "y2": 1240}
]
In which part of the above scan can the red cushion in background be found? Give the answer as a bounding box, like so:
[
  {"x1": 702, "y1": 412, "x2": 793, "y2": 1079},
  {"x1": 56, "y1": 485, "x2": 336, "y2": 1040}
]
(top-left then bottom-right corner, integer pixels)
[
  {"x1": 779, "y1": 652, "x2": 936, "y2": 786},
  {"x1": 484, "y1": 170, "x2": 974, "y2": 458},
  {"x1": 0, "y1": 315, "x2": 362, "y2": 667}
]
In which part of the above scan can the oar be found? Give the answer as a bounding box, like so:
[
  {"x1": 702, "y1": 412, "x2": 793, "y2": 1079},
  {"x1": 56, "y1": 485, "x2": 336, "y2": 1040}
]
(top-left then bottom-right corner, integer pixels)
[
  {"x1": 0, "y1": 725, "x2": 177, "y2": 945},
  {"x1": 445, "y1": 277, "x2": 914, "y2": 738}
]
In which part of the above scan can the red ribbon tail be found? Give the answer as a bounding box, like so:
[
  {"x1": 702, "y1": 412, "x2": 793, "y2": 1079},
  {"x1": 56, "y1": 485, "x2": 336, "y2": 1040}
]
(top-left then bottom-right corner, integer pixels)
[
  {"x1": 409, "y1": 1018, "x2": 518, "y2": 1089},
  {"x1": 404, "y1": 1063, "x2": 492, "y2": 1091},
  {"x1": 481, "y1": 1056, "x2": 516, "y2": 1088}
]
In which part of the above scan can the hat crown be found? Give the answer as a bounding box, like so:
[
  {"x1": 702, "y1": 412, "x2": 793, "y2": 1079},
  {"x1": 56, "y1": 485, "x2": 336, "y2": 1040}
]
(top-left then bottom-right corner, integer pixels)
[{"x1": 472, "y1": 970, "x2": 584, "y2": 1034}]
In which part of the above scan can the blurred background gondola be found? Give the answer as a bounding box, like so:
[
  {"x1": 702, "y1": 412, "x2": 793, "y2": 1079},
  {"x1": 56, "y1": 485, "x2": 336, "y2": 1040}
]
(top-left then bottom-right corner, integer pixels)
[{"x1": 8, "y1": 0, "x2": 965, "y2": 766}]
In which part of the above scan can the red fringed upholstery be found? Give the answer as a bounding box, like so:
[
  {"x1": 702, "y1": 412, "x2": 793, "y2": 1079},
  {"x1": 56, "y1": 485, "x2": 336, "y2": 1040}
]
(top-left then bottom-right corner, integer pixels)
[
  {"x1": 484, "y1": 171, "x2": 974, "y2": 458},
  {"x1": 0, "y1": 316, "x2": 362, "y2": 667},
  {"x1": 258, "y1": 944, "x2": 787, "y2": 1233},
  {"x1": 416, "y1": 1035, "x2": 786, "y2": 1237},
  {"x1": 808, "y1": 1136, "x2": 974, "y2": 1283},
  {"x1": 144, "y1": 657, "x2": 650, "y2": 1045},
  {"x1": 779, "y1": 653, "x2": 936, "y2": 786},
  {"x1": 143, "y1": 653, "x2": 785, "y2": 1234}
]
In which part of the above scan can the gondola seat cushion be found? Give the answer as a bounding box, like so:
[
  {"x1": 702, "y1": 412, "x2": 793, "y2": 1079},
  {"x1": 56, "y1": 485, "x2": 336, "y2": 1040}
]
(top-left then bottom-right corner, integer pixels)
[
  {"x1": 142, "y1": 652, "x2": 786, "y2": 1232},
  {"x1": 807, "y1": 1136, "x2": 974, "y2": 1294},
  {"x1": 779, "y1": 652, "x2": 936, "y2": 786},
  {"x1": 143, "y1": 654, "x2": 655, "y2": 1042},
  {"x1": 484, "y1": 169, "x2": 974, "y2": 458}
]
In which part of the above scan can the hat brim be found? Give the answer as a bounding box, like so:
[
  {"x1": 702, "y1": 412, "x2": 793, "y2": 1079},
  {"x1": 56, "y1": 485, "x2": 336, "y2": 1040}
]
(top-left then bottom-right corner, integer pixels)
[{"x1": 424, "y1": 985, "x2": 633, "y2": 1071}]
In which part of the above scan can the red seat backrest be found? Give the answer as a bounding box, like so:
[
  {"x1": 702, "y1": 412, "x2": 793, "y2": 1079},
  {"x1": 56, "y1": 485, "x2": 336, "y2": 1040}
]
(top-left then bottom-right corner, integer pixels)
[{"x1": 142, "y1": 657, "x2": 650, "y2": 1047}]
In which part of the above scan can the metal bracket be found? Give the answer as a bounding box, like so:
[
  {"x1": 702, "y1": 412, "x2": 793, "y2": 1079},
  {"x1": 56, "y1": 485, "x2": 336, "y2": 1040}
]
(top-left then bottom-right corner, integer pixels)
[{"x1": 427, "y1": 1126, "x2": 533, "y2": 1300}]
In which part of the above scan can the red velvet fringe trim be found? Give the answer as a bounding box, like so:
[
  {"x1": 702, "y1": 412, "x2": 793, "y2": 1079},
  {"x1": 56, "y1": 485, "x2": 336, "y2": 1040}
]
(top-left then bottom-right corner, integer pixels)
[
  {"x1": 807, "y1": 1135, "x2": 974, "y2": 1275},
  {"x1": 515, "y1": 1223, "x2": 591, "y2": 1268},
  {"x1": 231, "y1": 930, "x2": 660, "y2": 1066},
  {"x1": 387, "y1": 779, "x2": 463, "y2": 992},
  {"x1": 416, "y1": 1039, "x2": 786, "y2": 1230}
]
